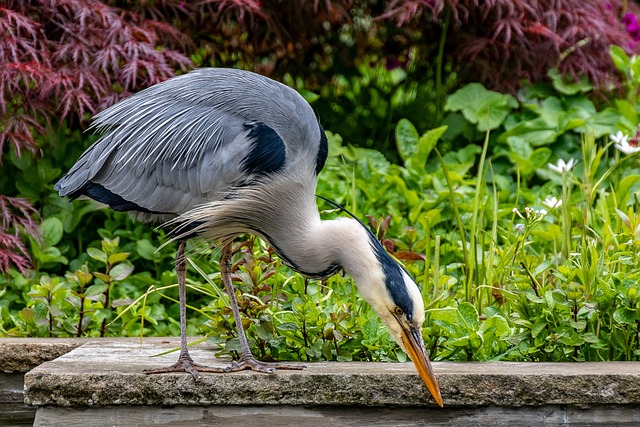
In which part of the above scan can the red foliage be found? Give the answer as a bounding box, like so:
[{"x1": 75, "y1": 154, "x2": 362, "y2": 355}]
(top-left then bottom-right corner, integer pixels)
[
  {"x1": 0, "y1": 0, "x2": 191, "y2": 161},
  {"x1": 0, "y1": 195, "x2": 39, "y2": 273},
  {"x1": 1, "y1": 0, "x2": 191, "y2": 272},
  {"x1": 380, "y1": 0, "x2": 640, "y2": 93}
]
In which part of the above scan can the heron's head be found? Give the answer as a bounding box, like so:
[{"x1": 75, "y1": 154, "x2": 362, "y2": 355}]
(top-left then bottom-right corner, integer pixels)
[{"x1": 349, "y1": 235, "x2": 443, "y2": 407}]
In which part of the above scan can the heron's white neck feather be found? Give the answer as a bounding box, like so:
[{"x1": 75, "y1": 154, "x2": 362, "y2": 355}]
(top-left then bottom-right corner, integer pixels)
[{"x1": 172, "y1": 170, "x2": 389, "y2": 310}]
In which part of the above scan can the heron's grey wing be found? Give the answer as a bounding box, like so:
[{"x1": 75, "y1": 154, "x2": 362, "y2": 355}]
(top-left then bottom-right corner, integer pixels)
[
  {"x1": 55, "y1": 104, "x2": 248, "y2": 215},
  {"x1": 55, "y1": 69, "x2": 299, "y2": 216}
]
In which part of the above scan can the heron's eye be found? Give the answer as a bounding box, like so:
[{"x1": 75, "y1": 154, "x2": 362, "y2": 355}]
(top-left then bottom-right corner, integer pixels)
[{"x1": 394, "y1": 306, "x2": 404, "y2": 316}]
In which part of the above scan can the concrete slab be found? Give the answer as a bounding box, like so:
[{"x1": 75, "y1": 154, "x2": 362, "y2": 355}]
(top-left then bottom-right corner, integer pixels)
[
  {"x1": 30, "y1": 404, "x2": 640, "y2": 427},
  {"x1": 0, "y1": 338, "x2": 87, "y2": 373},
  {"x1": 23, "y1": 339, "x2": 640, "y2": 408}
]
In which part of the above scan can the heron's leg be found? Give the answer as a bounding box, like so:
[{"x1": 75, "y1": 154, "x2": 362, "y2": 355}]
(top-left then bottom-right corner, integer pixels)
[
  {"x1": 220, "y1": 242, "x2": 304, "y2": 373},
  {"x1": 144, "y1": 241, "x2": 225, "y2": 379}
]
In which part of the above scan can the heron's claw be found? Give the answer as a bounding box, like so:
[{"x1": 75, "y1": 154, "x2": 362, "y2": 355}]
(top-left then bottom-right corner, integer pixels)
[
  {"x1": 144, "y1": 353, "x2": 225, "y2": 380},
  {"x1": 224, "y1": 356, "x2": 305, "y2": 374}
]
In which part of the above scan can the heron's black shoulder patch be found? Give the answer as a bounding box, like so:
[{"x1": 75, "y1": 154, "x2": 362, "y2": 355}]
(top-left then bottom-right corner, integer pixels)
[
  {"x1": 241, "y1": 122, "x2": 286, "y2": 176},
  {"x1": 77, "y1": 182, "x2": 152, "y2": 213},
  {"x1": 369, "y1": 235, "x2": 414, "y2": 320},
  {"x1": 315, "y1": 124, "x2": 329, "y2": 175}
]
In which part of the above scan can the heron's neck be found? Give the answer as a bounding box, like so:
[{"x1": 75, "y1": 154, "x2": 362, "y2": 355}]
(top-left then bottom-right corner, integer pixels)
[{"x1": 268, "y1": 216, "x2": 384, "y2": 286}]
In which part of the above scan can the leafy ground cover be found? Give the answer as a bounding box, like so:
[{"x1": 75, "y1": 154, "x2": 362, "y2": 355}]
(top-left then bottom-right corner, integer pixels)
[{"x1": 3, "y1": 46, "x2": 640, "y2": 364}]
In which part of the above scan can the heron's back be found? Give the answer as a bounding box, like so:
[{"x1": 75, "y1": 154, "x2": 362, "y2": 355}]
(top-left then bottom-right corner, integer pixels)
[{"x1": 55, "y1": 68, "x2": 328, "y2": 224}]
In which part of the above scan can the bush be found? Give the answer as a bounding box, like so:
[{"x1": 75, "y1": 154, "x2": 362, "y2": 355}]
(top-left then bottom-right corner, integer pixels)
[{"x1": 4, "y1": 2, "x2": 640, "y2": 364}]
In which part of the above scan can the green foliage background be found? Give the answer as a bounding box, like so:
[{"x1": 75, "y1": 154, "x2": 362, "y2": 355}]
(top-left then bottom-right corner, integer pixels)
[{"x1": 4, "y1": 26, "x2": 640, "y2": 365}]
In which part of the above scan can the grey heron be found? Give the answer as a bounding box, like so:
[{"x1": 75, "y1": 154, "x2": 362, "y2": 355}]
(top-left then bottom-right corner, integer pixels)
[{"x1": 55, "y1": 68, "x2": 443, "y2": 406}]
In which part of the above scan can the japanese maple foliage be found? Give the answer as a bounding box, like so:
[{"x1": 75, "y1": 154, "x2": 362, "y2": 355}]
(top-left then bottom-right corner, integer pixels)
[
  {"x1": 380, "y1": 0, "x2": 640, "y2": 93},
  {"x1": 0, "y1": 196, "x2": 38, "y2": 274},
  {"x1": 0, "y1": 0, "x2": 191, "y2": 272}
]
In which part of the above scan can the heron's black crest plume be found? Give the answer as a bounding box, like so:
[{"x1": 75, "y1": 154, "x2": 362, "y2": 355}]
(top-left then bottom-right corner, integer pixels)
[{"x1": 315, "y1": 194, "x2": 378, "y2": 241}]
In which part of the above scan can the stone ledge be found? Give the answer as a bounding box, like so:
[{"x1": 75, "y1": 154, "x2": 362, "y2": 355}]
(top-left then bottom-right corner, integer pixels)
[
  {"x1": 30, "y1": 404, "x2": 640, "y2": 427},
  {"x1": 22, "y1": 339, "x2": 640, "y2": 408},
  {"x1": 0, "y1": 338, "x2": 89, "y2": 373}
]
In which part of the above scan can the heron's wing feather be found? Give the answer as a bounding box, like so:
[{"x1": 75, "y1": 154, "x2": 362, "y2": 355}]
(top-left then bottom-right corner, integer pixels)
[
  {"x1": 56, "y1": 103, "x2": 248, "y2": 214},
  {"x1": 55, "y1": 68, "x2": 323, "y2": 216}
]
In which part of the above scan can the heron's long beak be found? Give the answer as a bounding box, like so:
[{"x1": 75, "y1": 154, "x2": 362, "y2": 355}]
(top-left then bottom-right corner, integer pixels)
[{"x1": 400, "y1": 324, "x2": 443, "y2": 407}]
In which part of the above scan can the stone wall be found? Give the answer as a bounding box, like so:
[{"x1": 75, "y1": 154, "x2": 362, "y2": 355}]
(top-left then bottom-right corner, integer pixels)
[{"x1": 2, "y1": 338, "x2": 640, "y2": 426}]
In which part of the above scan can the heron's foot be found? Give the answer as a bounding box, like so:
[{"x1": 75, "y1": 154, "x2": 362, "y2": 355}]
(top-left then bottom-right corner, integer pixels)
[
  {"x1": 144, "y1": 353, "x2": 225, "y2": 380},
  {"x1": 225, "y1": 356, "x2": 305, "y2": 374}
]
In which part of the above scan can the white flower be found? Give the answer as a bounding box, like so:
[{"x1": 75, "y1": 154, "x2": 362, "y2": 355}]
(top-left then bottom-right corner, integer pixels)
[
  {"x1": 613, "y1": 135, "x2": 640, "y2": 155},
  {"x1": 512, "y1": 207, "x2": 525, "y2": 220},
  {"x1": 548, "y1": 158, "x2": 577, "y2": 174},
  {"x1": 610, "y1": 130, "x2": 629, "y2": 145},
  {"x1": 512, "y1": 206, "x2": 547, "y2": 223},
  {"x1": 543, "y1": 196, "x2": 562, "y2": 209}
]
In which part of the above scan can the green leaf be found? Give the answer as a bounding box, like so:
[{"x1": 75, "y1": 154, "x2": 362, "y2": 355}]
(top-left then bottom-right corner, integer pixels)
[
  {"x1": 92, "y1": 308, "x2": 111, "y2": 324},
  {"x1": 499, "y1": 121, "x2": 557, "y2": 147},
  {"x1": 615, "y1": 99, "x2": 638, "y2": 126},
  {"x1": 87, "y1": 247, "x2": 108, "y2": 263},
  {"x1": 36, "y1": 247, "x2": 68, "y2": 267},
  {"x1": 582, "y1": 332, "x2": 601, "y2": 344},
  {"x1": 482, "y1": 315, "x2": 510, "y2": 338},
  {"x1": 613, "y1": 307, "x2": 638, "y2": 325},
  {"x1": 49, "y1": 304, "x2": 64, "y2": 317},
  {"x1": 631, "y1": 56, "x2": 640, "y2": 82},
  {"x1": 430, "y1": 308, "x2": 460, "y2": 335},
  {"x1": 395, "y1": 118, "x2": 420, "y2": 163},
  {"x1": 415, "y1": 126, "x2": 447, "y2": 165},
  {"x1": 525, "y1": 293, "x2": 545, "y2": 304},
  {"x1": 469, "y1": 331, "x2": 483, "y2": 349},
  {"x1": 277, "y1": 322, "x2": 299, "y2": 331},
  {"x1": 532, "y1": 318, "x2": 547, "y2": 338},
  {"x1": 19, "y1": 308, "x2": 36, "y2": 326},
  {"x1": 616, "y1": 209, "x2": 631, "y2": 230},
  {"x1": 544, "y1": 290, "x2": 557, "y2": 309},
  {"x1": 136, "y1": 239, "x2": 158, "y2": 261},
  {"x1": 101, "y1": 237, "x2": 120, "y2": 254},
  {"x1": 111, "y1": 297, "x2": 134, "y2": 308},
  {"x1": 448, "y1": 336, "x2": 470, "y2": 347},
  {"x1": 40, "y1": 217, "x2": 63, "y2": 246},
  {"x1": 9, "y1": 149, "x2": 33, "y2": 171},
  {"x1": 570, "y1": 320, "x2": 586, "y2": 331},
  {"x1": 533, "y1": 259, "x2": 553, "y2": 277},
  {"x1": 108, "y1": 252, "x2": 129, "y2": 264},
  {"x1": 529, "y1": 148, "x2": 552, "y2": 168},
  {"x1": 616, "y1": 175, "x2": 640, "y2": 206},
  {"x1": 255, "y1": 323, "x2": 274, "y2": 340},
  {"x1": 27, "y1": 285, "x2": 48, "y2": 300},
  {"x1": 507, "y1": 137, "x2": 532, "y2": 158},
  {"x1": 298, "y1": 89, "x2": 320, "y2": 104},
  {"x1": 93, "y1": 272, "x2": 111, "y2": 283},
  {"x1": 548, "y1": 68, "x2": 592, "y2": 95},
  {"x1": 75, "y1": 270, "x2": 93, "y2": 285},
  {"x1": 109, "y1": 263, "x2": 134, "y2": 281},
  {"x1": 610, "y1": 45, "x2": 631, "y2": 73},
  {"x1": 85, "y1": 283, "x2": 108, "y2": 298},
  {"x1": 584, "y1": 108, "x2": 625, "y2": 137},
  {"x1": 457, "y1": 302, "x2": 479, "y2": 331},
  {"x1": 444, "y1": 83, "x2": 518, "y2": 131}
]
